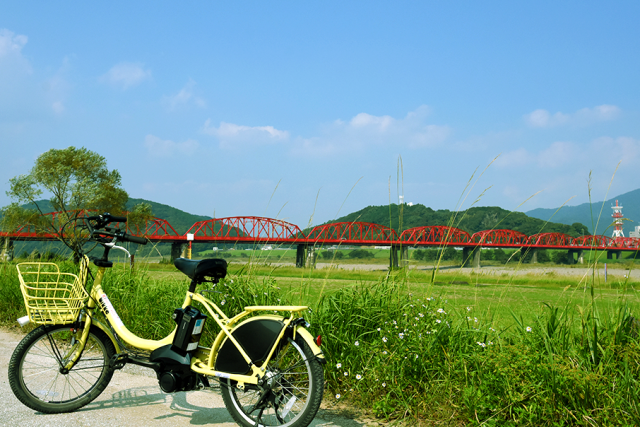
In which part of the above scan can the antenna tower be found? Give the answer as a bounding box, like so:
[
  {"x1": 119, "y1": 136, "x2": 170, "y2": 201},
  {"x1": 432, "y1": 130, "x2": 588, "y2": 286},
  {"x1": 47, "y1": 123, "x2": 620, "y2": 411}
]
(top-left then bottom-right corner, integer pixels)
[{"x1": 611, "y1": 199, "x2": 625, "y2": 238}]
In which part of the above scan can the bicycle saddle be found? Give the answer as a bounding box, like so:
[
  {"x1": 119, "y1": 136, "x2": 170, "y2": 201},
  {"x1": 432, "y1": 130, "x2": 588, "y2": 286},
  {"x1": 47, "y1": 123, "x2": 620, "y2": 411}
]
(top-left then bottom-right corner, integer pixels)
[{"x1": 174, "y1": 258, "x2": 227, "y2": 282}]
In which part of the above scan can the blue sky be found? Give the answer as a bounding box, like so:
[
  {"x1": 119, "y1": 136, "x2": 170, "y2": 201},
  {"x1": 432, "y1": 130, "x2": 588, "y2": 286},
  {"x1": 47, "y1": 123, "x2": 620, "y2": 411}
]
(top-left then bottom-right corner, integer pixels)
[{"x1": 2, "y1": 1, "x2": 639, "y2": 228}]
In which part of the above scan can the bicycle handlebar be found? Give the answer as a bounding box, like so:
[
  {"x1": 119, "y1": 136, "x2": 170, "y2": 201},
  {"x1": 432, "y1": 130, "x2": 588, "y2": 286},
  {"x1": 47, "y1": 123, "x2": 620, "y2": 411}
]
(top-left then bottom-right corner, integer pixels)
[
  {"x1": 85, "y1": 213, "x2": 148, "y2": 246},
  {"x1": 108, "y1": 215, "x2": 127, "y2": 223},
  {"x1": 122, "y1": 234, "x2": 147, "y2": 245}
]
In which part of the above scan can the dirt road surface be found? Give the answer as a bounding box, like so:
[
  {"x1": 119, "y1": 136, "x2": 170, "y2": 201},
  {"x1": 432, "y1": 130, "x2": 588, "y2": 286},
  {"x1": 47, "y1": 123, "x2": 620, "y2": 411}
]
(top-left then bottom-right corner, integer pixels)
[{"x1": 0, "y1": 328, "x2": 362, "y2": 427}]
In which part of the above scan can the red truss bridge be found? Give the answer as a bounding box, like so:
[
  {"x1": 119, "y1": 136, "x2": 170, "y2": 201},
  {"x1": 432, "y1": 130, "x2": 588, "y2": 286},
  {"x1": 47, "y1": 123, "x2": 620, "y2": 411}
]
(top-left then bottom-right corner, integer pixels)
[{"x1": 2, "y1": 212, "x2": 639, "y2": 267}]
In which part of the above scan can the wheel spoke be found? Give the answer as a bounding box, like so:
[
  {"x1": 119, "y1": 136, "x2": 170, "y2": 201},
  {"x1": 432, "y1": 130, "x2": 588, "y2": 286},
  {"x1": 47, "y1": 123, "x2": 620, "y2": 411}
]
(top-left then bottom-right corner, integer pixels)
[
  {"x1": 221, "y1": 336, "x2": 323, "y2": 426},
  {"x1": 10, "y1": 325, "x2": 115, "y2": 410}
]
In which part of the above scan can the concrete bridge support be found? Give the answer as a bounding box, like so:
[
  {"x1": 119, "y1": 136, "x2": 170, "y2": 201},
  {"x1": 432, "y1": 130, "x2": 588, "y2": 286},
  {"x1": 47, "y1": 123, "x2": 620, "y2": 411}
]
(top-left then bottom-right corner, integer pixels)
[
  {"x1": 400, "y1": 246, "x2": 409, "y2": 267},
  {"x1": 566, "y1": 249, "x2": 585, "y2": 264},
  {"x1": 306, "y1": 246, "x2": 316, "y2": 268},
  {"x1": 171, "y1": 242, "x2": 185, "y2": 261},
  {"x1": 607, "y1": 250, "x2": 622, "y2": 260},
  {"x1": 1, "y1": 237, "x2": 13, "y2": 262},
  {"x1": 462, "y1": 246, "x2": 481, "y2": 268},
  {"x1": 531, "y1": 248, "x2": 538, "y2": 264},
  {"x1": 296, "y1": 244, "x2": 307, "y2": 268},
  {"x1": 389, "y1": 245, "x2": 399, "y2": 269}
]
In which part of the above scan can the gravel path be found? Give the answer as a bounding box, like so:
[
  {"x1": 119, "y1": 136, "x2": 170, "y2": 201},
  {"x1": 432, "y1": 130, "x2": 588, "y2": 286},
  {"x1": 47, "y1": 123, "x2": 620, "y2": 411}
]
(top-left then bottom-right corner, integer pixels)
[
  {"x1": 236, "y1": 260, "x2": 640, "y2": 279},
  {"x1": 0, "y1": 328, "x2": 362, "y2": 427}
]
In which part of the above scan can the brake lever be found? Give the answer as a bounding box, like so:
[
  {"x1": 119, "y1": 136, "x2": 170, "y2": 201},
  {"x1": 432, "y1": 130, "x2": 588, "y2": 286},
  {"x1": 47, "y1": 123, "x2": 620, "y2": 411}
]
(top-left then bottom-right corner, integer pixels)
[{"x1": 105, "y1": 242, "x2": 131, "y2": 258}]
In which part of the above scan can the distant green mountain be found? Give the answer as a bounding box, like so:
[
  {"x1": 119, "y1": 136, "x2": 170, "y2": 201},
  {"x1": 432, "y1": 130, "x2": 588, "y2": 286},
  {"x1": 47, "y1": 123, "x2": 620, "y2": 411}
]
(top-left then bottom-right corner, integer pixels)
[
  {"x1": 327, "y1": 203, "x2": 590, "y2": 237},
  {"x1": 126, "y1": 198, "x2": 211, "y2": 235},
  {"x1": 4, "y1": 198, "x2": 211, "y2": 235},
  {"x1": 526, "y1": 188, "x2": 640, "y2": 235}
]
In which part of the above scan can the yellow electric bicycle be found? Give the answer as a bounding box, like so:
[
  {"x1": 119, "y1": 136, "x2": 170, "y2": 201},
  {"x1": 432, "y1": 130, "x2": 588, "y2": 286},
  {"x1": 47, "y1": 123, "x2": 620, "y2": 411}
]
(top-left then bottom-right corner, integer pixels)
[{"x1": 8, "y1": 213, "x2": 325, "y2": 427}]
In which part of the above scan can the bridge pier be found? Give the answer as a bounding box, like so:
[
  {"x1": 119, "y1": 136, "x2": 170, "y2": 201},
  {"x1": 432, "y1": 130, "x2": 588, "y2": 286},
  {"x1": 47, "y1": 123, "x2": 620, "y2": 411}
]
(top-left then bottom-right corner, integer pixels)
[
  {"x1": 531, "y1": 248, "x2": 538, "y2": 264},
  {"x1": 607, "y1": 250, "x2": 622, "y2": 260},
  {"x1": 296, "y1": 244, "x2": 307, "y2": 268},
  {"x1": 1, "y1": 237, "x2": 13, "y2": 262},
  {"x1": 462, "y1": 246, "x2": 481, "y2": 268},
  {"x1": 566, "y1": 249, "x2": 585, "y2": 264},
  {"x1": 171, "y1": 242, "x2": 185, "y2": 261},
  {"x1": 400, "y1": 246, "x2": 409, "y2": 267},
  {"x1": 306, "y1": 246, "x2": 316, "y2": 268},
  {"x1": 389, "y1": 245, "x2": 399, "y2": 269}
]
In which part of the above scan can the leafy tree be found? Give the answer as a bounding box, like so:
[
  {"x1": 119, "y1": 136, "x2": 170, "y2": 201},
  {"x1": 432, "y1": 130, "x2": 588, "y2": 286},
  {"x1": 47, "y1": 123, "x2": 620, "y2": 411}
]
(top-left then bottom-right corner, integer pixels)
[
  {"x1": 424, "y1": 249, "x2": 438, "y2": 261},
  {"x1": 493, "y1": 248, "x2": 508, "y2": 263},
  {"x1": 551, "y1": 250, "x2": 571, "y2": 264},
  {"x1": 320, "y1": 250, "x2": 344, "y2": 260},
  {"x1": 349, "y1": 249, "x2": 373, "y2": 259},
  {"x1": 412, "y1": 249, "x2": 425, "y2": 261},
  {"x1": 536, "y1": 249, "x2": 550, "y2": 263},
  {"x1": 2, "y1": 147, "x2": 151, "y2": 255}
]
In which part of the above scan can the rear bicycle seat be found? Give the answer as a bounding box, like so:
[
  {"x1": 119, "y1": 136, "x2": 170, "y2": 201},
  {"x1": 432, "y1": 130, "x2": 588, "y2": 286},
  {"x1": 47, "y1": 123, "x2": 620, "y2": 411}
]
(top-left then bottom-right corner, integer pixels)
[{"x1": 174, "y1": 258, "x2": 227, "y2": 283}]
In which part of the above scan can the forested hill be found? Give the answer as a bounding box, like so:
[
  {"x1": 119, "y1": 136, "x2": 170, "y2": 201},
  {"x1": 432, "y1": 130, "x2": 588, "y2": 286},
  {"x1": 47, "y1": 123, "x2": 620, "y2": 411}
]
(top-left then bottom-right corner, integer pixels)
[
  {"x1": 526, "y1": 188, "x2": 640, "y2": 235},
  {"x1": 5, "y1": 198, "x2": 211, "y2": 235},
  {"x1": 125, "y1": 198, "x2": 211, "y2": 234},
  {"x1": 330, "y1": 204, "x2": 590, "y2": 237}
]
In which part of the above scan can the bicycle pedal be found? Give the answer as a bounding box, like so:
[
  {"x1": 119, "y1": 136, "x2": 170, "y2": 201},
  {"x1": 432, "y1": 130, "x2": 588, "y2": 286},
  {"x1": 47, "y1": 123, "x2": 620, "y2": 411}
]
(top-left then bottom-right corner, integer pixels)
[{"x1": 110, "y1": 353, "x2": 129, "y2": 369}]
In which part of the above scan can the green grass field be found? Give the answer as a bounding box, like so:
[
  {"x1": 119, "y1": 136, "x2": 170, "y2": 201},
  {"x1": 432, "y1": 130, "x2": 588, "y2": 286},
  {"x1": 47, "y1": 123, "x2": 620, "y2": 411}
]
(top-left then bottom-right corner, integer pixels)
[{"x1": 2, "y1": 255, "x2": 639, "y2": 425}]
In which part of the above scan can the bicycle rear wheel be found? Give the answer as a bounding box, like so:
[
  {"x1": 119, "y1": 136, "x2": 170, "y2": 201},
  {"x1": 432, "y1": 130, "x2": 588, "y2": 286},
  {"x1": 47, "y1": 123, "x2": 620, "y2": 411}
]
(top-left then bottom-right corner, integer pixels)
[
  {"x1": 221, "y1": 335, "x2": 324, "y2": 427},
  {"x1": 8, "y1": 324, "x2": 116, "y2": 413}
]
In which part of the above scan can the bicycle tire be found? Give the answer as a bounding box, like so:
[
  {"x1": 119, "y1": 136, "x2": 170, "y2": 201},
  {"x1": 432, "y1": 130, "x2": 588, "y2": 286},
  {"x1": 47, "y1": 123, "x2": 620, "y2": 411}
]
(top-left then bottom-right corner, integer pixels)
[
  {"x1": 221, "y1": 335, "x2": 324, "y2": 427},
  {"x1": 8, "y1": 324, "x2": 116, "y2": 413}
]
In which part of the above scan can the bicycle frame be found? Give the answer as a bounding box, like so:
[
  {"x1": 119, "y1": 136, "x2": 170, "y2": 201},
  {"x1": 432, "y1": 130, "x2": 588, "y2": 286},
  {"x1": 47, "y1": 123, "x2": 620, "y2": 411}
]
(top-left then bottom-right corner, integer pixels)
[{"x1": 71, "y1": 256, "x2": 322, "y2": 387}]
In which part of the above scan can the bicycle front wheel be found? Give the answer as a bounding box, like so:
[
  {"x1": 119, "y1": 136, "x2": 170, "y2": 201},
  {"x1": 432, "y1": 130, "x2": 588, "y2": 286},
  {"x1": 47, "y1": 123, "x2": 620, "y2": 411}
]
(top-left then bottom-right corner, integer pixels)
[
  {"x1": 8, "y1": 324, "x2": 116, "y2": 413},
  {"x1": 221, "y1": 335, "x2": 324, "y2": 427}
]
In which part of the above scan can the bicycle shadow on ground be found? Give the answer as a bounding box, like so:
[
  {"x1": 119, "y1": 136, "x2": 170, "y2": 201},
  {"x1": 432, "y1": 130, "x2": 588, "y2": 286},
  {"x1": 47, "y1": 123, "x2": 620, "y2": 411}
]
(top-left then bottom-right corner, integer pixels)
[
  {"x1": 78, "y1": 386, "x2": 364, "y2": 426},
  {"x1": 78, "y1": 386, "x2": 234, "y2": 424}
]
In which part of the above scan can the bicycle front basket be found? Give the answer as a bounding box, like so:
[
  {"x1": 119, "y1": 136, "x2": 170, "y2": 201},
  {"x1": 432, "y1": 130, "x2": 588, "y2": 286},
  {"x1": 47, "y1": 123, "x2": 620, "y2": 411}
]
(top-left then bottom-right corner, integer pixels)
[{"x1": 16, "y1": 262, "x2": 89, "y2": 325}]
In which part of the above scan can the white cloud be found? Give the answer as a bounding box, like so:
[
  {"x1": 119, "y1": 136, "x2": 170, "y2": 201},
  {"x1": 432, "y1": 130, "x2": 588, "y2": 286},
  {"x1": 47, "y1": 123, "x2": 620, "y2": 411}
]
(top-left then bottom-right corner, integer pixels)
[
  {"x1": 202, "y1": 120, "x2": 290, "y2": 149},
  {"x1": 52, "y1": 101, "x2": 65, "y2": 114},
  {"x1": 524, "y1": 105, "x2": 620, "y2": 128},
  {"x1": 524, "y1": 109, "x2": 569, "y2": 127},
  {"x1": 0, "y1": 29, "x2": 27, "y2": 58},
  {"x1": 162, "y1": 80, "x2": 206, "y2": 111},
  {"x1": 0, "y1": 29, "x2": 31, "y2": 74},
  {"x1": 575, "y1": 105, "x2": 621, "y2": 123},
  {"x1": 100, "y1": 62, "x2": 151, "y2": 89},
  {"x1": 349, "y1": 112, "x2": 395, "y2": 130},
  {"x1": 499, "y1": 137, "x2": 640, "y2": 172},
  {"x1": 495, "y1": 147, "x2": 529, "y2": 168},
  {"x1": 44, "y1": 57, "x2": 72, "y2": 115},
  {"x1": 144, "y1": 134, "x2": 199, "y2": 157},
  {"x1": 292, "y1": 105, "x2": 450, "y2": 157}
]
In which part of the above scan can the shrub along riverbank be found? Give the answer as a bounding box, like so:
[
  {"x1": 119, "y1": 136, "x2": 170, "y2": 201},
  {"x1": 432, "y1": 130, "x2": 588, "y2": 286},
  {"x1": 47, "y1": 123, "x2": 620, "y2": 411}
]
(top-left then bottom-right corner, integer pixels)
[{"x1": 1, "y1": 260, "x2": 639, "y2": 425}]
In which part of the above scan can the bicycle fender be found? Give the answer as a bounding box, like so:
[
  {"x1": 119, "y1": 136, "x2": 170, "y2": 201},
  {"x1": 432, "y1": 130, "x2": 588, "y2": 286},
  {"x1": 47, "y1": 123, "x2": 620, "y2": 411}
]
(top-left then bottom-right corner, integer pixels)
[
  {"x1": 215, "y1": 316, "x2": 286, "y2": 375},
  {"x1": 296, "y1": 327, "x2": 325, "y2": 364}
]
